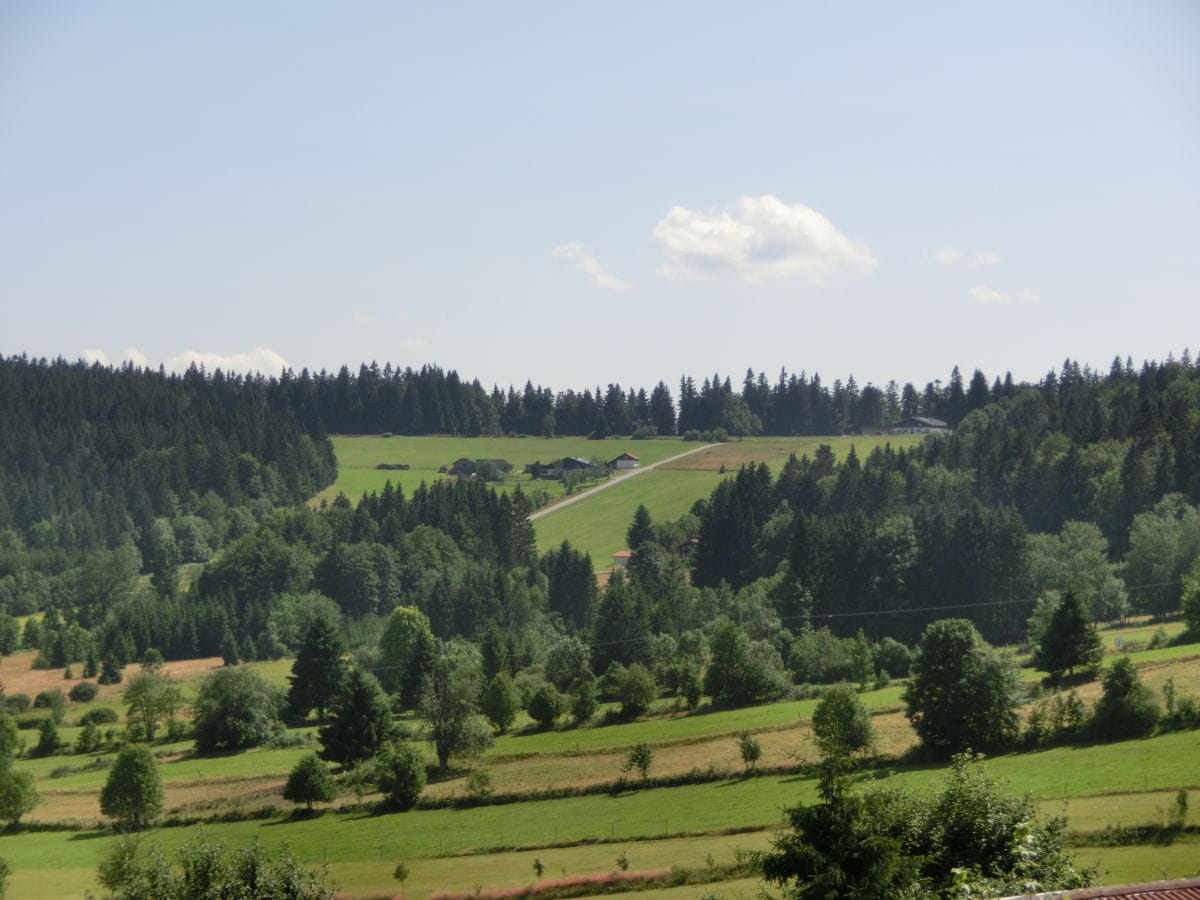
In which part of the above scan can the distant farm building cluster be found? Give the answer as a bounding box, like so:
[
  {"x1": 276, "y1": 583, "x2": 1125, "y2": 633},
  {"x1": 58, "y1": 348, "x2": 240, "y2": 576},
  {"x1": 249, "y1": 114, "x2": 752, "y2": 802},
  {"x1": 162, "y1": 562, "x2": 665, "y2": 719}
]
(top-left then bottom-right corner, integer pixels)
[
  {"x1": 448, "y1": 458, "x2": 514, "y2": 477},
  {"x1": 890, "y1": 416, "x2": 950, "y2": 434}
]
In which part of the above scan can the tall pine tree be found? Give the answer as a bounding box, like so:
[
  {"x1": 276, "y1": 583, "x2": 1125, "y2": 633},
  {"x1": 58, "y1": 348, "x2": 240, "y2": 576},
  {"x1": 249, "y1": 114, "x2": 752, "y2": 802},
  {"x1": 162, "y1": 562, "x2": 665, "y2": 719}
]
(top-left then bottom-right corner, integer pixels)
[{"x1": 287, "y1": 617, "x2": 347, "y2": 720}]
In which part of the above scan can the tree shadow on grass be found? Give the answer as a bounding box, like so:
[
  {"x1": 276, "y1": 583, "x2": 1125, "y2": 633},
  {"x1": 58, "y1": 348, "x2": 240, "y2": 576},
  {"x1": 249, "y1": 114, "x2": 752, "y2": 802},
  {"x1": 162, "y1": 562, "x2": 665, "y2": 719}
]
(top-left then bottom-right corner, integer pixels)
[{"x1": 262, "y1": 808, "x2": 334, "y2": 826}]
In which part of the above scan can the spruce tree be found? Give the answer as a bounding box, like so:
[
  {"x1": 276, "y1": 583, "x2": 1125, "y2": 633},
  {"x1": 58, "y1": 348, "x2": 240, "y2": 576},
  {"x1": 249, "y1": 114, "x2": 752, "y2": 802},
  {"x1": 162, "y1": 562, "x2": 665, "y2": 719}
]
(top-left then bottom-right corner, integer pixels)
[
  {"x1": 220, "y1": 629, "x2": 240, "y2": 667},
  {"x1": 319, "y1": 668, "x2": 394, "y2": 767},
  {"x1": 287, "y1": 617, "x2": 347, "y2": 720},
  {"x1": 626, "y1": 504, "x2": 654, "y2": 552},
  {"x1": 98, "y1": 653, "x2": 123, "y2": 685},
  {"x1": 1032, "y1": 591, "x2": 1104, "y2": 681}
]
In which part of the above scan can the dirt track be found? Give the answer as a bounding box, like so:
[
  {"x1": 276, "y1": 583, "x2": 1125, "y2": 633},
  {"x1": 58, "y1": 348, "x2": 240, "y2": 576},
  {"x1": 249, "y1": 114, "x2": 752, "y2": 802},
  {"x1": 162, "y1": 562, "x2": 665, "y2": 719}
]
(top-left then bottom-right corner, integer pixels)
[{"x1": 527, "y1": 444, "x2": 716, "y2": 521}]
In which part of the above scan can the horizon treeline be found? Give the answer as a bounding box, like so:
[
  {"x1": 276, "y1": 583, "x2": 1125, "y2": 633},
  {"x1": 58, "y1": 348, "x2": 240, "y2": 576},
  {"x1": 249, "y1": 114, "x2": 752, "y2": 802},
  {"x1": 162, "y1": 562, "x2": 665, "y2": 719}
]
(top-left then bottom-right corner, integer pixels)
[{"x1": 277, "y1": 360, "x2": 1019, "y2": 437}]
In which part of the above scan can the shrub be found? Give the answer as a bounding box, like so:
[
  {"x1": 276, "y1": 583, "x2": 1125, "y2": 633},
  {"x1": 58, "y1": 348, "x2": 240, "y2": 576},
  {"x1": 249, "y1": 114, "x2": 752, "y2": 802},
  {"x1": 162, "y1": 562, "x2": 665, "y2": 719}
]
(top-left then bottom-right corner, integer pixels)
[
  {"x1": 30, "y1": 655, "x2": 51, "y2": 670},
  {"x1": 527, "y1": 683, "x2": 563, "y2": 729},
  {"x1": 97, "y1": 834, "x2": 335, "y2": 897},
  {"x1": 193, "y1": 666, "x2": 284, "y2": 753},
  {"x1": 788, "y1": 628, "x2": 855, "y2": 685},
  {"x1": 76, "y1": 722, "x2": 102, "y2": 754},
  {"x1": 615, "y1": 663, "x2": 657, "y2": 717},
  {"x1": 874, "y1": 637, "x2": 912, "y2": 678},
  {"x1": 570, "y1": 675, "x2": 598, "y2": 723},
  {"x1": 481, "y1": 673, "x2": 521, "y2": 734},
  {"x1": 512, "y1": 671, "x2": 544, "y2": 708},
  {"x1": 466, "y1": 768, "x2": 493, "y2": 800},
  {"x1": 705, "y1": 620, "x2": 789, "y2": 707},
  {"x1": 31, "y1": 719, "x2": 62, "y2": 757},
  {"x1": 1091, "y1": 657, "x2": 1160, "y2": 740},
  {"x1": 812, "y1": 684, "x2": 874, "y2": 757},
  {"x1": 3, "y1": 695, "x2": 30, "y2": 714},
  {"x1": 68, "y1": 681, "x2": 99, "y2": 703},
  {"x1": 34, "y1": 689, "x2": 67, "y2": 723},
  {"x1": 621, "y1": 743, "x2": 652, "y2": 780},
  {"x1": 375, "y1": 741, "x2": 427, "y2": 811},
  {"x1": 80, "y1": 707, "x2": 119, "y2": 726},
  {"x1": 737, "y1": 730, "x2": 762, "y2": 771},
  {"x1": 282, "y1": 753, "x2": 338, "y2": 811}
]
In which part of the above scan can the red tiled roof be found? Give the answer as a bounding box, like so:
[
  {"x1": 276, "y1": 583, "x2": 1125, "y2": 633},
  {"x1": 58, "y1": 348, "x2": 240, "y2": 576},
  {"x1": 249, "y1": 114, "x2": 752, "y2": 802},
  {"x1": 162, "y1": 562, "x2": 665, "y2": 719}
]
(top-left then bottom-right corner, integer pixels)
[{"x1": 1001, "y1": 878, "x2": 1200, "y2": 899}]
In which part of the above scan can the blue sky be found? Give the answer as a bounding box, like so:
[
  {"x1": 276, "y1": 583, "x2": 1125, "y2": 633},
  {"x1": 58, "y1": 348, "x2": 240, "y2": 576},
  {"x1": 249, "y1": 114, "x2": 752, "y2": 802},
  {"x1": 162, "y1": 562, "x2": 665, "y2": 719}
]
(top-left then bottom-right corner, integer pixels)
[{"x1": 1, "y1": 2, "x2": 1197, "y2": 393}]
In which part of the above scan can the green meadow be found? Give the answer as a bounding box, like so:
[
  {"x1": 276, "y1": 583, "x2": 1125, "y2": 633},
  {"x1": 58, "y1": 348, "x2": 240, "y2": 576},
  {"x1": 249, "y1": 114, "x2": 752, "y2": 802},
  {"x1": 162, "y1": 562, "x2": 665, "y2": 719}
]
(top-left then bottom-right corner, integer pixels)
[
  {"x1": 4, "y1": 727, "x2": 1198, "y2": 897},
  {"x1": 1, "y1": 624, "x2": 1197, "y2": 897},
  {"x1": 312, "y1": 434, "x2": 704, "y2": 506},
  {"x1": 533, "y1": 468, "x2": 724, "y2": 561}
]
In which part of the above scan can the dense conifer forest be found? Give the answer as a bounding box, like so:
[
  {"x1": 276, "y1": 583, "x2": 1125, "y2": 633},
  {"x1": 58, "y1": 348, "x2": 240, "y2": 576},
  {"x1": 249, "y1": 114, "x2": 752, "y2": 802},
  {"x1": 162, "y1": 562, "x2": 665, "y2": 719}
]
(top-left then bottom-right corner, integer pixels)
[{"x1": 0, "y1": 351, "x2": 1198, "y2": 693}]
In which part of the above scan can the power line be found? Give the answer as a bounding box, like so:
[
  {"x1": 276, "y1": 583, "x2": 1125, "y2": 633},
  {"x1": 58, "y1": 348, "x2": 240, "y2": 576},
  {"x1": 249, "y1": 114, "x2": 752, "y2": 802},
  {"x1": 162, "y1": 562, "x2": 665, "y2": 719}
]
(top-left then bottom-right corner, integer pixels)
[{"x1": 363, "y1": 579, "x2": 1184, "y2": 657}]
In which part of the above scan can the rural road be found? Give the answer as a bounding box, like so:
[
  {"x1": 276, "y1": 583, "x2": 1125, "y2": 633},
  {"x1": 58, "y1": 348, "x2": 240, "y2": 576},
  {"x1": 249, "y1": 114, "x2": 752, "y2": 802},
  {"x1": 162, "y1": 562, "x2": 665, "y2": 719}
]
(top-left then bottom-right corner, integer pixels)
[{"x1": 527, "y1": 444, "x2": 716, "y2": 521}]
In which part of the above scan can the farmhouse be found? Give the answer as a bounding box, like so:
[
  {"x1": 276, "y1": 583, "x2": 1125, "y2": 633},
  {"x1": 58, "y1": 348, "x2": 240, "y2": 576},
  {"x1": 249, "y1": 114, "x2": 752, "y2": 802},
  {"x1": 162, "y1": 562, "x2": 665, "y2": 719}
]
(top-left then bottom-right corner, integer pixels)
[
  {"x1": 528, "y1": 457, "x2": 596, "y2": 479},
  {"x1": 891, "y1": 416, "x2": 950, "y2": 434},
  {"x1": 612, "y1": 549, "x2": 634, "y2": 569},
  {"x1": 610, "y1": 452, "x2": 640, "y2": 470},
  {"x1": 448, "y1": 457, "x2": 477, "y2": 476},
  {"x1": 448, "y1": 458, "x2": 513, "y2": 477}
]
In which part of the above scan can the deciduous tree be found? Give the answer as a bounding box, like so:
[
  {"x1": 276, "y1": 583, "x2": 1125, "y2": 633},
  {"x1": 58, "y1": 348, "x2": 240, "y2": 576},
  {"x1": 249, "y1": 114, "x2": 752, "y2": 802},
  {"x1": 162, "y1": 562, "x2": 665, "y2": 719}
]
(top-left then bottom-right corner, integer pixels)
[
  {"x1": 192, "y1": 667, "x2": 283, "y2": 753},
  {"x1": 374, "y1": 741, "x2": 427, "y2": 810},
  {"x1": 812, "y1": 684, "x2": 873, "y2": 758},
  {"x1": 417, "y1": 653, "x2": 493, "y2": 771},
  {"x1": 100, "y1": 744, "x2": 163, "y2": 831},
  {"x1": 283, "y1": 753, "x2": 338, "y2": 811},
  {"x1": 903, "y1": 619, "x2": 1019, "y2": 755},
  {"x1": 481, "y1": 673, "x2": 520, "y2": 733}
]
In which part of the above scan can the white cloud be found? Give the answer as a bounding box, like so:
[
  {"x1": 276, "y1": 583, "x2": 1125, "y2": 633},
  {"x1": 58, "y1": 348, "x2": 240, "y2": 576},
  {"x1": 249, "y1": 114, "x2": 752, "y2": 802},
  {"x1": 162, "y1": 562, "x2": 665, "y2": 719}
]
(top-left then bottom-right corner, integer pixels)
[
  {"x1": 552, "y1": 242, "x2": 631, "y2": 291},
  {"x1": 162, "y1": 347, "x2": 291, "y2": 374},
  {"x1": 352, "y1": 311, "x2": 375, "y2": 324},
  {"x1": 932, "y1": 247, "x2": 1001, "y2": 267},
  {"x1": 83, "y1": 346, "x2": 292, "y2": 374},
  {"x1": 968, "y1": 285, "x2": 1039, "y2": 304},
  {"x1": 395, "y1": 338, "x2": 429, "y2": 352},
  {"x1": 652, "y1": 194, "x2": 876, "y2": 283},
  {"x1": 121, "y1": 346, "x2": 150, "y2": 368}
]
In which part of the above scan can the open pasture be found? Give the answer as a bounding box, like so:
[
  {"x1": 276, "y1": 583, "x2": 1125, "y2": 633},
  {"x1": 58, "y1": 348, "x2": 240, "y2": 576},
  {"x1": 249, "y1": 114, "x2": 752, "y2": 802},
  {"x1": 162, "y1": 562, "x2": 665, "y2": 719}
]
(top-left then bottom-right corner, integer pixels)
[
  {"x1": 312, "y1": 435, "x2": 703, "y2": 506},
  {"x1": 534, "y1": 433, "x2": 925, "y2": 565},
  {"x1": 533, "y1": 468, "x2": 723, "y2": 561},
  {"x1": 1, "y1": 621, "x2": 1197, "y2": 897},
  {"x1": 5, "y1": 728, "x2": 1199, "y2": 898}
]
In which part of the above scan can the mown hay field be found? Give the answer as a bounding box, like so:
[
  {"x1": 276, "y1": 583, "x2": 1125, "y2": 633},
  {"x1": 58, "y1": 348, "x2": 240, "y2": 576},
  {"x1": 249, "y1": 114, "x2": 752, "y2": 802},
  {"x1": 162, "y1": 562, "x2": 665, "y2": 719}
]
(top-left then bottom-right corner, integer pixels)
[{"x1": 2, "y1": 625, "x2": 1198, "y2": 898}]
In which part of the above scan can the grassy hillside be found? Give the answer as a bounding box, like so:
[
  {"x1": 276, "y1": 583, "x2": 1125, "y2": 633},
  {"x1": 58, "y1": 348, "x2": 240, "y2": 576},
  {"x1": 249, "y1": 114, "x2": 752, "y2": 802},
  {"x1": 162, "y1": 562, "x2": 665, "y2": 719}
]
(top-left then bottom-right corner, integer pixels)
[
  {"x1": 1, "y1": 625, "x2": 1197, "y2": 898},
  {"x1": 311, "y1": 434, "x2": 927, "y2": 567},
  {"x1": 312, "y1": 434, "x2": 705, "y2": 506},
  {"x1": 535, "y1": 433, "x2": 926, "y2": 566}
]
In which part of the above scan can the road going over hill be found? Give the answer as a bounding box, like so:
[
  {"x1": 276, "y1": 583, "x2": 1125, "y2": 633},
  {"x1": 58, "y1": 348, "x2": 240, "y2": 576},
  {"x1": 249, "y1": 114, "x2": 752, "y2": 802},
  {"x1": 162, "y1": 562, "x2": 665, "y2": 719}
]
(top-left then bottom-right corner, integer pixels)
[{"x1": 527, "y1": 444, "x2": 716, "y2": 522}]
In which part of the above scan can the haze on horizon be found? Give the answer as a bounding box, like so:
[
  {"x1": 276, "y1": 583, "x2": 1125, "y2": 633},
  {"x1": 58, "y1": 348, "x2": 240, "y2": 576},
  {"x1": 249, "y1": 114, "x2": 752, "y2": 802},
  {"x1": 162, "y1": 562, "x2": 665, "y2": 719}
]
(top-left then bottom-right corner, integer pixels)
[{"x1": 1, "y1": 2, "x2": 1197, "y2": 393}]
